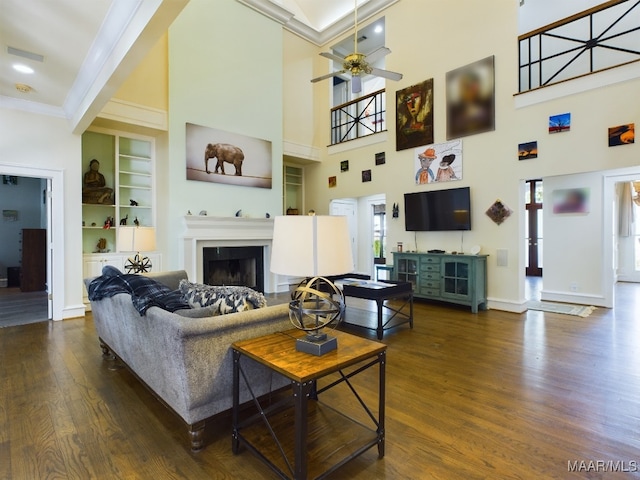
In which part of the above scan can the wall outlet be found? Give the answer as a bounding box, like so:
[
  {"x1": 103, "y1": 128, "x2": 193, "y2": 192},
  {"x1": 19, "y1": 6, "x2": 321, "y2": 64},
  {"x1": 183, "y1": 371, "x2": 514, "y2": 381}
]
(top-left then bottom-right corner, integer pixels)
[{"x1": 570, "y1": 282, "x2": 578, "y2": 292}]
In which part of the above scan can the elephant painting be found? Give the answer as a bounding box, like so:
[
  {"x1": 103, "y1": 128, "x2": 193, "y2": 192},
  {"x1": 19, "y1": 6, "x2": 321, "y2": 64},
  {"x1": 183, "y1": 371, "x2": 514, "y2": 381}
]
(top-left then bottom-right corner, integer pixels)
[{"x1": 204, "y1": 143, "x2": 244, "y2": 176}]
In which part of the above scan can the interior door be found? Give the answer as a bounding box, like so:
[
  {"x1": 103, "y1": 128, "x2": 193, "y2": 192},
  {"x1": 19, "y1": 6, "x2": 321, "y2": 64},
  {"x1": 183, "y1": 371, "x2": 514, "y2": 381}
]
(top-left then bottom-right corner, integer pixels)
[
  {"x1": 525, "y1": 179, "x2": 543, "y2": 276},
  {"x1": 46, "y1": 178, "x2": 53, "y2": 318},
  {"x1": 329, "y1": 199, "x2": 357, "y2": 272}
]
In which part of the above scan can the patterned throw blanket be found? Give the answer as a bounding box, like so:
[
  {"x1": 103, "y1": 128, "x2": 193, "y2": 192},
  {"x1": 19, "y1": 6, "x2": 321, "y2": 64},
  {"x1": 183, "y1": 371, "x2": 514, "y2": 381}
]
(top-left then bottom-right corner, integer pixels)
[{"x1": 88, "y1": 266, "x2": 189, "y2": 315}]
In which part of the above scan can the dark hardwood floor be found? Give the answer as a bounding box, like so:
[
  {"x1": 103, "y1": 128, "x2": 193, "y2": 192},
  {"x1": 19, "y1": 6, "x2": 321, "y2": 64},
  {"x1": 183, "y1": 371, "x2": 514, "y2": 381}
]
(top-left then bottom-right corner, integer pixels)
[
  {"x1": 0, "y1": 287, "x2": 48, "y2": 327},
  {"x1": 1, "y1": 283, "x2": 640, "y2": 479}
]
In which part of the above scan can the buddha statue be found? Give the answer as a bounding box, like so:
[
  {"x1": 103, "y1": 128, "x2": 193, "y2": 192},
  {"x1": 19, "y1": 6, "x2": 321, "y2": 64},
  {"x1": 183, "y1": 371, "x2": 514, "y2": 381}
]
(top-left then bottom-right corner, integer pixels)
[{"x1": 82, "y1": 159, "x2": 113, "y2": 204}]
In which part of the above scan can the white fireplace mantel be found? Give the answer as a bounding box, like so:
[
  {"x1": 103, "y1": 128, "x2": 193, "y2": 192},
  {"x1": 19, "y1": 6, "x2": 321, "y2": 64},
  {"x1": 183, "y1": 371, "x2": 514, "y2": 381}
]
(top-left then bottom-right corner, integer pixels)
[{"x1": 181, "y1": 216, "x2": 286, "y2": 292}]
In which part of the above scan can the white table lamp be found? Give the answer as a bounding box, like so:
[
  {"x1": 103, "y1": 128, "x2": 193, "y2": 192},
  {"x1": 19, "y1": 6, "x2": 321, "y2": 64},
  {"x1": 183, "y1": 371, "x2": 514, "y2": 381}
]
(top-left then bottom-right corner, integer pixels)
[
  {"x1": 118, "y1": 226, "x2": 156, "y2": 273},
  {"x1": 271, "y1": 215, "x2": 353, "y2": 355}
]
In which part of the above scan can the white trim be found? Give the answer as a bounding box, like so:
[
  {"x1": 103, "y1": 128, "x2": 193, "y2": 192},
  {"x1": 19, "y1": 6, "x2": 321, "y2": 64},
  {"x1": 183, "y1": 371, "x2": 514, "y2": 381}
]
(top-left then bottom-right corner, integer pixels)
[
  {"x1": 515, "y1": 61, "x2": 640, "y2": 108},
  {"x1": 283, "y1": 140, "x2": 321, "y2": 162},
  {"x1": 98, "y1": 98, "x2": 168, "y2": 131}
]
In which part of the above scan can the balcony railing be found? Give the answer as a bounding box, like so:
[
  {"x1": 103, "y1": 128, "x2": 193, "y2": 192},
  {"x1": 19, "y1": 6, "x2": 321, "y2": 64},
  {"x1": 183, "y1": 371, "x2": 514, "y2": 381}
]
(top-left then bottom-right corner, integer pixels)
[
  {"x1": 518, "y1": 0, "x2": 640, "y2": 92},
  {"x1": 330, "y1": 89, "x2": 386, "y2": 145}
]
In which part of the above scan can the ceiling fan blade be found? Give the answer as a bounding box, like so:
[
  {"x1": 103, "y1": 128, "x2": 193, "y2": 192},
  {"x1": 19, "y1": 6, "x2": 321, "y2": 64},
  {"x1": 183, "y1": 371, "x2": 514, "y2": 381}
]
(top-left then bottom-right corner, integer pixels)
[
  {"x1": 319, "y1": 51, "x2": 346, "y2": 63},
  {"x1": 370, "y1": 67, "x2": 403, "y2": 81},
  {"x1": 311, "y1": 70, "x2": 346, "y2": 83},
  {"x1": 365, "y1": 46, "x2": 391, "y2": 64}
]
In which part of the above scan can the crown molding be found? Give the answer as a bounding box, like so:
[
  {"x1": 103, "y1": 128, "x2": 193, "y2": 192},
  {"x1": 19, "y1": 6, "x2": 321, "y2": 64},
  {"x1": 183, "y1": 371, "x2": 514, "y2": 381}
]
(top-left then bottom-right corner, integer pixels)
[
  {"x1": 0, "y1": 95, "x2": 66, "y2": 119},
  {"x1": 236, "y1": 0, "x2": 399, "y2": 46}
]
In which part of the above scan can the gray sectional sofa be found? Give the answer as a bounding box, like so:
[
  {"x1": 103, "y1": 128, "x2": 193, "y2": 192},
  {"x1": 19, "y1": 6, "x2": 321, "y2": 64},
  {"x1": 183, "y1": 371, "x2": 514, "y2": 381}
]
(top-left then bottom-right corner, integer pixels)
[{"x1": 84, "y1": 270, "x2": 292, "y2": 451}]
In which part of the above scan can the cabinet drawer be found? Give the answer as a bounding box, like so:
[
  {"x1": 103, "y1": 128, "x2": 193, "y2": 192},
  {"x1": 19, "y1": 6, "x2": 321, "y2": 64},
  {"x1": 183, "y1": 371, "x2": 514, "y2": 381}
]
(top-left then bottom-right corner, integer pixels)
[
  {"x1": 420, "y1": 265, "x2": 440, "y2": 278},
  {"x1": 421, "y1": 270, "x2": 440, "y2": 280},
  {"x1": 419, "y1": 288, "x2": 440, "y2": 297},
  {"x1": 421, "y1": 263, "x2": 441, "y2": 273},
  {"x1": 421, "y1": 279, "x2": 440, "y2": 289},
  {"x1": 423, "y1": 256, "x2": 440, "y2": 264}
]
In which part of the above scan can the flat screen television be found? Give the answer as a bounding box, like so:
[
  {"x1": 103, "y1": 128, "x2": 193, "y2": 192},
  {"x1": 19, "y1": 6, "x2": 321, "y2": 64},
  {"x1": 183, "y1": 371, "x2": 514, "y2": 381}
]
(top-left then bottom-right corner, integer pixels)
[{"x1": 404, "y1": 187, "x2": 471, "y2": 231}]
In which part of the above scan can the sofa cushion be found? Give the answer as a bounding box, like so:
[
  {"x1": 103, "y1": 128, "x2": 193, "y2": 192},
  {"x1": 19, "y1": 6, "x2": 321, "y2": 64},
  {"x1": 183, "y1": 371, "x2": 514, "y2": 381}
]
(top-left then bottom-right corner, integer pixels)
[
  {"x1": 174, "y1": 305, "x2": 220, "y2": 318},
  {"x1": 178, "y1": 280, "x2": 267, "y2": 315}
]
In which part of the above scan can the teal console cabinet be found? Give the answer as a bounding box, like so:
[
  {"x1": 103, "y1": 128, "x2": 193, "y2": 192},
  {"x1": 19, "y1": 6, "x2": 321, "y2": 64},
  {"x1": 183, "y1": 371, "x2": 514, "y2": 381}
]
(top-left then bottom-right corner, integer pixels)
[{"x1": 393, "y1": 252, "x2": 488, "y2": 313}]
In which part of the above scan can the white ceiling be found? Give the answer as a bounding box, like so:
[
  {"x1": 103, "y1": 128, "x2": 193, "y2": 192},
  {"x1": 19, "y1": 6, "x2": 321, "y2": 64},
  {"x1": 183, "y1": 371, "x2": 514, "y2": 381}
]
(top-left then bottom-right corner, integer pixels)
[{"x1": 0, "y1": 0, "x2": 396, "y2": 133}]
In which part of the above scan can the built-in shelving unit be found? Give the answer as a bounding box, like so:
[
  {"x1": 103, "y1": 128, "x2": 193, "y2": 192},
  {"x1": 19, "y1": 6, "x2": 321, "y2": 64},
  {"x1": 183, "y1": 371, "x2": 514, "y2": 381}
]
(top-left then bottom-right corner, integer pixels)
[
  {"x1": 81, "y1": 129, "x2": 160, "y2": 304},
  {"x1": 284, "y1": 164, "x2": 303, "y2": 214}
]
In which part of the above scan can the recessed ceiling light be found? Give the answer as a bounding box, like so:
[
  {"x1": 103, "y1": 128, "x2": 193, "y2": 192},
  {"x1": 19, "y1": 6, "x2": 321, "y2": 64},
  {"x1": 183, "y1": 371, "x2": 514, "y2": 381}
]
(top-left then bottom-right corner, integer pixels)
[
  {"x1": 13, "y1": 64, "x2": 34, "y2": 74},
  {"x1": 374, "y1": 25, "x2": 383, "y2": 34}
]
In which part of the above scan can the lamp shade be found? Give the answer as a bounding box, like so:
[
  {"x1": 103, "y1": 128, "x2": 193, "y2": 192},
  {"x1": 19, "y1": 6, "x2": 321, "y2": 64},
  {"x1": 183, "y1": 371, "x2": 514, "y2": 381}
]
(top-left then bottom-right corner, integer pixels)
[
  {"x1": 270, "y1": 215, "x2": 353, "y2": 277},
  {"x1": 118, "y1": 226, "x2": 156, "y2": 252}
]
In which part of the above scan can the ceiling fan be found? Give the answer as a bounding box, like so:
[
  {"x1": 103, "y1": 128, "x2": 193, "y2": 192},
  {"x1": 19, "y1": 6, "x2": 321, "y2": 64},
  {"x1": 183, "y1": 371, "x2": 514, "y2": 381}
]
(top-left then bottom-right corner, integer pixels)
[{"x1": 311, "y1": 0, "x2": 403, "y2": 94}]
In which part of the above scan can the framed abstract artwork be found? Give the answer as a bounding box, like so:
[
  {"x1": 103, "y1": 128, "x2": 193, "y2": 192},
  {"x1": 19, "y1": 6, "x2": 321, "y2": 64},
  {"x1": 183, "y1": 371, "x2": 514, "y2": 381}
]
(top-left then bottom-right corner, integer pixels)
[
  {"x1": 446, "y1": 56, "x2": 495, "y2": 139},
  {"x1": 396, "y1": 79, "x2": 434, "y2": 151}
]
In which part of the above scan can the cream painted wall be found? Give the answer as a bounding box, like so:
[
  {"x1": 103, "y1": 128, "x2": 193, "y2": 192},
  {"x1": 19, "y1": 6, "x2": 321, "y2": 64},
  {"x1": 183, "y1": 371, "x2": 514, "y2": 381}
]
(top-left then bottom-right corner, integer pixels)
[
  {"x1": 283, "y1": 30, "x2": 320, "y2": 149},
  {"x1": 166, "y1": 0, "x2": 284, "y2": 270},
  {"x1": 0, "y1": 109, "x2": 84, "y2": 319},
  {"x1": 289, "y1": 0, "x2": 640, "y2": 311},
  {"x1": 112, "y1": 33, "x2": 168, "y2": 111}
]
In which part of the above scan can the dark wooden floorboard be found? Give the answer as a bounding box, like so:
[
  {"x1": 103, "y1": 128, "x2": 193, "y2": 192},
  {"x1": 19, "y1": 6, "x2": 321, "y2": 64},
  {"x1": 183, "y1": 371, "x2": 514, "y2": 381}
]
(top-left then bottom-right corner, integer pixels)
[{"x1": 2, "y1": 282, "x2": 640, "y2": 478}]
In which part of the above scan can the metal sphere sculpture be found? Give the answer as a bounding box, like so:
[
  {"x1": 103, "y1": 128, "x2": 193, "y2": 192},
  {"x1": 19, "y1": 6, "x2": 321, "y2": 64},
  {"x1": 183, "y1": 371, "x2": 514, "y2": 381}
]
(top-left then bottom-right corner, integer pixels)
[
  {"x1": 289, "y1": 276, "x2": 345, "y2": 336},
  {"x1": 124, "y1": 254, "x2": 152, "y2": 273}
]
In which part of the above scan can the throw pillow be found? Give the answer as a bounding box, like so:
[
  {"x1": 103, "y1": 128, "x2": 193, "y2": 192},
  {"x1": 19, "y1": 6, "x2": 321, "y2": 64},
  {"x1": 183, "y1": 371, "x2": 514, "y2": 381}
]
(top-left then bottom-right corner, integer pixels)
[{"x1": 178, "y1": 280, "x2": 267, "y2": 315}]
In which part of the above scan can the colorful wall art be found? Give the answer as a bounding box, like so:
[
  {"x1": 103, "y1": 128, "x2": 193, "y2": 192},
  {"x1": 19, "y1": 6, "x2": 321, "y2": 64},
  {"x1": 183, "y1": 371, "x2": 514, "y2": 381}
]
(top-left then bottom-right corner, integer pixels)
[
  {"x1": 553, "y1": 188, "x2": 589, "y2": 214},
  {"x1": 414, "y1": 139, "x2": 463, "y2": 185},
  {"x1": 549, "y1": 113, "x2": 571, "y2": 133},
  {"x1": 518, "y1": 141, "x2": 538, "y2": 160},
  {"x1": 396, "y1": 79, "x2": 434, "y2": 151},
  {"x1": 446, "y1": 56, "x2": 495, "y2": 139},
  {"x1": 608, "y1": 123, "x2": 635, "y2": 146}
]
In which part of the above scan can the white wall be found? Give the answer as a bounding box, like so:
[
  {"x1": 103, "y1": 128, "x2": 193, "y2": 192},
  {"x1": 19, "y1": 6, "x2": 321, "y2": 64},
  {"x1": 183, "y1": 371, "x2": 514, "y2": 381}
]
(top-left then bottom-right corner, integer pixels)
[
  {"x1": 0, "y1": 109, "x2": 84, "y2": 320},
  {"x1": 167, "y1": 0, "x2": 284, "y2": 271},
  {"x1": 518, "y1": 0, "x2": 604, "y2": 33}
]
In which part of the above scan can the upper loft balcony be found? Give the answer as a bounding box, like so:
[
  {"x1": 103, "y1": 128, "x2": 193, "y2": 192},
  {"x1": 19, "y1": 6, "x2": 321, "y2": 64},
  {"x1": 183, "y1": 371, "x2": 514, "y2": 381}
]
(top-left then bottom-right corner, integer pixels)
[{"x1": 518, "y1": 0, "x2": 640, "y2": 93}]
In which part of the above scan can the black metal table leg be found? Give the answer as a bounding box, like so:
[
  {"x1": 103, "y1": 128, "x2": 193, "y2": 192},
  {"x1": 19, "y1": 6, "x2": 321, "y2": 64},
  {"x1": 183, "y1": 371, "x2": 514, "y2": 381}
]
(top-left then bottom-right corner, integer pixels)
[
  {"x1": 294, "y1": 380, "x2": 312, "y2": 479},
  {"x1": 376, "y1": 298, "x2": 384, "y2": 340},
  {"x1": 378, "y1": 350, "x2": 386, "y2": 458},
  {"x1": 232, "y1": 349, "x2": 240, "y2": 454}
]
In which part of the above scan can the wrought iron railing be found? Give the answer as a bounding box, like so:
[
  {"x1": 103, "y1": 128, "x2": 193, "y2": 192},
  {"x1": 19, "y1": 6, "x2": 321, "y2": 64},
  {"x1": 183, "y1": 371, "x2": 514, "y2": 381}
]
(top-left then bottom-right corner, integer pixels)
[
  {"x1": 518, "y1": 0, "x2": 640, "y2": 92},
  {"x1": 330, "y1": 89, "x2": 386, "y2": 145}
]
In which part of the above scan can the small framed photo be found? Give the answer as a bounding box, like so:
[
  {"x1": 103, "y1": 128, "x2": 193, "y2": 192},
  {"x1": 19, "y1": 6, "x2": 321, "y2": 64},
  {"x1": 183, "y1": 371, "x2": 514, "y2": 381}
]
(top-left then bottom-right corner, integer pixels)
[
  {"x1": 362, "y1": 169, "x2": 372, "y2": 182},
  {"x1": 340, "y1": 160, "x2": 349, "y2": 172},
  {"x1": 518, "y1": 141, "x2": 538, "y2": 160},
  {"x1": 608, "y1": 123, "x2": 634, "y2": 146},
  {"x1": 328, "y1": 176, "x2": 337, "y2": 188},
  {"x1": 3, "y1": 210, "x2": 18, "y2": 222},
  {"x1": 375, "y1": 152, "x2": 386, "y2": 165},
  {"x1": 549, "y1": 113, "x2": 571, "y2": 133},
  {"x1": 3, "y1": 175, "x2": 18, "y2": 185}
]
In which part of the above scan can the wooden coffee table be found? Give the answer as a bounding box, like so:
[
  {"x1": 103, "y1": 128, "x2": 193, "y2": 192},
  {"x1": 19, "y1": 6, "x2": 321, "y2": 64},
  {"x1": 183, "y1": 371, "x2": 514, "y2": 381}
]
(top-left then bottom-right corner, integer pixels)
[{"x1": 232, "y1": 329, "x2": 387, "y2": 480}]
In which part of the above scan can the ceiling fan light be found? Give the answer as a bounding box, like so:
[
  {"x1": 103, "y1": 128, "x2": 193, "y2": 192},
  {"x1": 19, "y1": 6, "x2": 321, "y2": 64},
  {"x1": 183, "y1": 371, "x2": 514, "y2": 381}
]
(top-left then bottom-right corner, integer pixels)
[{"x1": 351, "y1": 75, "x2": 362, "y2": 94}]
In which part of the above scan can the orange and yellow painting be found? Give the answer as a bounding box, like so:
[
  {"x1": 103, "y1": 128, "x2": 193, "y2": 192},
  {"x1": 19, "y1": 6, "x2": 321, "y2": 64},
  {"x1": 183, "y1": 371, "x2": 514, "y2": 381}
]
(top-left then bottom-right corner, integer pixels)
[{"x1": 608, "y1": 123, "x2": 635, "y2": 147}]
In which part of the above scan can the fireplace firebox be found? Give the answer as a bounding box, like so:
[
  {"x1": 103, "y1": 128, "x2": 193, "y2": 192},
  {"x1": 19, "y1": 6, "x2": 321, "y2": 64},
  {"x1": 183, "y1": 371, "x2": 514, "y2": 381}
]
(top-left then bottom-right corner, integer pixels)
[{"x1": 202, "y1": 246, "x2": 264, "y2": 292}]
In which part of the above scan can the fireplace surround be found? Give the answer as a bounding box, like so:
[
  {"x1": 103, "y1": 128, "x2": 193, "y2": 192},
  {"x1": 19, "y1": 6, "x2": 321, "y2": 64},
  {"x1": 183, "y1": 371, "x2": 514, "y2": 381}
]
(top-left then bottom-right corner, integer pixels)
[{"x1": 181, "y1": 216, "x2": 284, "y2": 293}]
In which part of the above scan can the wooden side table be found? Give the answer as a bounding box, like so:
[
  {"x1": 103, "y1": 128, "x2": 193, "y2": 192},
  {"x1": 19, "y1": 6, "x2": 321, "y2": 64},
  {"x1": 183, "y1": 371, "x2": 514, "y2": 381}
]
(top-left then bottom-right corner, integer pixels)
[{"x1": 232, "y1": 329, "x2": 387, "y2": 480}]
